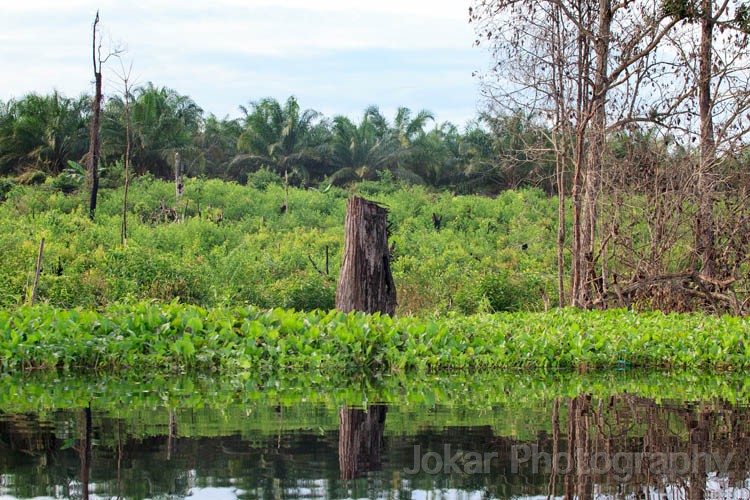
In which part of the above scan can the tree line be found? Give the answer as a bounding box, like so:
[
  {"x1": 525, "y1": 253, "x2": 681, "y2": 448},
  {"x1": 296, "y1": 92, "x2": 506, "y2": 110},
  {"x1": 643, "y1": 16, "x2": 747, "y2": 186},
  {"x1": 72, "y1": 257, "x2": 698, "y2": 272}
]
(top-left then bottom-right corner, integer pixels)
[
  {"x1": 0, "y1": 87, "x2": 568, "y2": 195},
  {"x1": 2, "y1": 84, "x2": 723, "y2": 198}
]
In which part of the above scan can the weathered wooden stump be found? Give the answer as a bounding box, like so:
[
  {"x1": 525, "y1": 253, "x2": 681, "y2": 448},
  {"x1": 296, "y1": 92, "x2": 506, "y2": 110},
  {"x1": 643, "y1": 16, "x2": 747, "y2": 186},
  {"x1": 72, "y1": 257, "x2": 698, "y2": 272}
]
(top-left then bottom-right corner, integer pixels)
[
  {"x1": 336, "y1": 196, "x2": 393, "y2": 479},
  {"x1": 335, "y1": 196, "x2": 396, "y2": 315}
]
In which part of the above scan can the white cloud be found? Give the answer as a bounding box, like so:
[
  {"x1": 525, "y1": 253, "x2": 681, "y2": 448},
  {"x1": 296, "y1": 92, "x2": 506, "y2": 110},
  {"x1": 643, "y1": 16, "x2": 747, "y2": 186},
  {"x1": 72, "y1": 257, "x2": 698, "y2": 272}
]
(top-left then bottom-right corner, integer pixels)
[{"x1": 0, "y1": 0, "x2": 484, "y2": 124}]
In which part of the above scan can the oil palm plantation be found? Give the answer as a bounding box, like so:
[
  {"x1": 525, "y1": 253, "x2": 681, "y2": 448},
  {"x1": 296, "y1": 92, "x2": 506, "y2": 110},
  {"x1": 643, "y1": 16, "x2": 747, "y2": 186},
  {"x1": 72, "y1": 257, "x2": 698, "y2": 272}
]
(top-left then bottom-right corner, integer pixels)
[
  {"x1": 230, "y1": 96, "x2": 327, "y2": 186},
  {"x1": 328, "y1": 107, "x2": 399, "y2": 186},
  {"x1": 0, "y1": 92, "x2": 89, "y2": 175},
  {"x1": 102, "y1": 83, "x2": 203, "y2": 178}
]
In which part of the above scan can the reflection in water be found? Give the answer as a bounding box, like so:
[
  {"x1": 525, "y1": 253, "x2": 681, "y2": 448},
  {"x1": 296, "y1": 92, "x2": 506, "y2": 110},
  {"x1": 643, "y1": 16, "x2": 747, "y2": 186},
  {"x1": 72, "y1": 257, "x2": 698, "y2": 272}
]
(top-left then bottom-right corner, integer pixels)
[
  {"x1": 338, "y1": 406, "x2": 387, "y2": 480},
  {"x1": 77, "y1": 406, "x2": 91, "y2": 500},
  {"x1": 531, "y1": 395, "x2": 750, "y2": 500},
  {"x1": 0, "y1": 393, "x2": 747, "y2": 499}
]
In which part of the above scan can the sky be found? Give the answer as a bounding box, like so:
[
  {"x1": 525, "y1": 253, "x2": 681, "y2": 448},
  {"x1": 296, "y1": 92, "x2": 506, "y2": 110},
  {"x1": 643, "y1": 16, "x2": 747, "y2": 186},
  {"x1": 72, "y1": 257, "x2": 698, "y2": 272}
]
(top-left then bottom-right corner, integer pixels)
[{"x1": 0, "y1": 0, "x2": 489, "y2": 127}]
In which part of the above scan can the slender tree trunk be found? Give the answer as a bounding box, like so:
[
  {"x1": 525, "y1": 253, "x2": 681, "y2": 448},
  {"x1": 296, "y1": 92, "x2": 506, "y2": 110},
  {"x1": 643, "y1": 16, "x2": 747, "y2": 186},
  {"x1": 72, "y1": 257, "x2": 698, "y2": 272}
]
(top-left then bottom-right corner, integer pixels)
[
  {"x1": 557, "y1": 146, "x2": 566, "y2": 308},
  {"x1": 31, "y1": 238, "x2": 45, "y2": 305},
  {"x1": 552, "y1": 0, "x2": 567, "y2": 308},
  {"x1": 577, "y1": 0, "x2": 612, "y2": 308},
  {"x1": 174, "y1": 151, "x2": 183, "y2": 217},
  {"x1": 284, "y1": 166, "x2": 289, "y2": 213},
  {"x1": 572, "y1": 131, "x2": 584, "y2": 306},
  {"x1": 87, "y1": 12, "x2": 103, "y2": 220},
  {"x1": 335, "y1": 196, "x2": 397, "y2": 315},
  {"x1": 696, "y1": 0, "x2": 717, "y2": 279},
  {"x1": 122, "y1": 73, "x2": 131, "y2": 246},
  {"x1": 571, "y1": 1, "x2": 591, "y2": 307}
]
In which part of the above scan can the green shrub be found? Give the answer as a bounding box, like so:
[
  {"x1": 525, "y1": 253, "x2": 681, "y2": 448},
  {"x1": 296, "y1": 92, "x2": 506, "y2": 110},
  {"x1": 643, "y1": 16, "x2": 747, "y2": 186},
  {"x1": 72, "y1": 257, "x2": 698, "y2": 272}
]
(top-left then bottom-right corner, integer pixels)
[
  {"x1": 247, "y1": 167, "x2": 282, "y2": 189},
  {"x1": 0, "y1": 178, "x2": 16, "y2": 202},
  {"x1": 50, "y1": 172, "x2": 83, "y2": 193},
  {"x1": 16, "y1": 170, "x2": 47, "y2": 185},
  {"x1": 271, "y1": 272, "x2": 336, "y2": 311}
]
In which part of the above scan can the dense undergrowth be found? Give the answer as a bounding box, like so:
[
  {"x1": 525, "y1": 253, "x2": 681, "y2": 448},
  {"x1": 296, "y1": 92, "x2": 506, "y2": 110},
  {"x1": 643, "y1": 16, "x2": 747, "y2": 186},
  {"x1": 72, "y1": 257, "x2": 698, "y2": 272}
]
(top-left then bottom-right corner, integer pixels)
[
  {"x1": 1, "y1": 302, "x2": 747, "y2": 374},
  {"x1": 0, "y1": 175, "x2": 557, "y2": 314}
]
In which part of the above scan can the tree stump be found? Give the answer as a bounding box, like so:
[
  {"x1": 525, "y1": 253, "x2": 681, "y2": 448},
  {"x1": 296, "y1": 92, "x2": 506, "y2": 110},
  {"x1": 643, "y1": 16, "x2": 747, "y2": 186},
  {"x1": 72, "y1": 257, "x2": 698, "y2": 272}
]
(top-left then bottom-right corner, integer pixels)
[
  {"x1": 335, "y1": 196, "x2": 396, "y2": 315},
  {"x1": 335, "y1": 197, "x2": 393, "y2": 479}
]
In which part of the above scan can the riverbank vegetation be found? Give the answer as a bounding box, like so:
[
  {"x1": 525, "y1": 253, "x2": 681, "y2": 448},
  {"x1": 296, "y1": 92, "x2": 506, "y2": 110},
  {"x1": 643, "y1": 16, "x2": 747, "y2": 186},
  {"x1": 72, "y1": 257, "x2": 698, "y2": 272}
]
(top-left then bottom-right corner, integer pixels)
[
  {"x1": 2, "y1": 84, "x2": 749, "y2": 315},
  {"x1": 2, "y1": 3, "x2": 750, "y2": 379},
  {"x1": 0, "y1": 178, "x2": 558, "y2": 314},
  {"x1": 1, "y1": 302, "x2": 747, "y2": 375}
]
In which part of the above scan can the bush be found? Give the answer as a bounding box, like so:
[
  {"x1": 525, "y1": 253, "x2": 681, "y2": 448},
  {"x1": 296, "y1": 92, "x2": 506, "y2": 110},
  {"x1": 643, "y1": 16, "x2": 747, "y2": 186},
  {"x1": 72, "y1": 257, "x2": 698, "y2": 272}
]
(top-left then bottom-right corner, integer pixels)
[
  {"x1": 454, "y1": 270, "x2": 544, "y2": 314},
  {"x1": 247, "y1": 167, "x2": 282, "y2": 190},
  {"x1": 16, "y1": 170, "x2": 47, "y2": 185},
  {"x1": 50, "y1": 172, "x2": 83, "y2": 193},
  {"x1": 0, "y1": 178, "x2": 16, "y2": 202},
  {"x1": 272, "y1": 272, "x2": 336, "y2": 311}
]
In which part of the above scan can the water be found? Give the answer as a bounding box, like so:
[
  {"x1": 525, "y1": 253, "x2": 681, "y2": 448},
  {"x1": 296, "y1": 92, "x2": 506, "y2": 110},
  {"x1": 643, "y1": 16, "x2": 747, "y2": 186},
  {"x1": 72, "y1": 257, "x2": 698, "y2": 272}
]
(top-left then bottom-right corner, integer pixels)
[{"x1": 0, "y1": 371, "x2": 748, "y2": 499}]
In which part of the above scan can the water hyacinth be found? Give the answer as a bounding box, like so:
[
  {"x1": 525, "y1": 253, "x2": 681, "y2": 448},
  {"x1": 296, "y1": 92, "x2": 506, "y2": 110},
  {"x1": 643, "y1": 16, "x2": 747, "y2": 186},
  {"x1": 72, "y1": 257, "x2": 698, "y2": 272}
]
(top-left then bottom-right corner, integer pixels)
[{"x1": 1, "y1": 302, "x2": 747, "y2": 375}]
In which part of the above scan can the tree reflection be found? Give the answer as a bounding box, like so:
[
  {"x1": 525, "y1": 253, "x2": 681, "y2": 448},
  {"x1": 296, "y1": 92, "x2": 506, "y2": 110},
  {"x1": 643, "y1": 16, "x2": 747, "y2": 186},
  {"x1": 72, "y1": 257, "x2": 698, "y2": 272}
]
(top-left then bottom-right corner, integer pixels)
[
  {"x1": 76, "y1": 405, "x2": 92, "y2": 500},
  {"x1": 539, "y1": 394, "x2": 748, "y2": 500},
  {"x1": 338, "y1": 405, "x2": 387, "y2": 480}
]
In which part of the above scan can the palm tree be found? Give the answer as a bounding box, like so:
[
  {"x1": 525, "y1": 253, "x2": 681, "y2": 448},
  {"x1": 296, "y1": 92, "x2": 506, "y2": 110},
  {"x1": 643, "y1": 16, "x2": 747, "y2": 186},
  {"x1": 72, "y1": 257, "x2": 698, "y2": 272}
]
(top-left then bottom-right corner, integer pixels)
[
  {"x1": 196, "y1": 114, "x2": 242, "y2": 179},
  {"x1": 327, "y1": 107, "x2": 400, "y2": 186},
  {"x1": 390, "y1": 106, "x2": 436, "y2": 184},
  {"x1": 402, "y1": 121, "x2": 466, "y2": 188},
  {"x1": 103, "y1": 83, "x2": 203, "y2": 178},
  {"x1": 393, "y1": 107, "x2": 434, "y2": 146},
  {"x1": 0, "y1": 91, "x2": 89, "y2": 175},
  {"x1": 231, "y1": 96, "x2": 326, "y2": 188}
]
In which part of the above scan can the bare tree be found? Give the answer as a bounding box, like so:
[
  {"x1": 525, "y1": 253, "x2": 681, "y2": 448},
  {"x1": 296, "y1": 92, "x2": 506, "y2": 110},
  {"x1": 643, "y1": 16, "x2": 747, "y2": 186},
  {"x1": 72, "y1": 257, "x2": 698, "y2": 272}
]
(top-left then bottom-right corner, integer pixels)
[
  {"x1": 86, "y1": 11, "x2": 119, "y2": 219},
  {"x1": 472, "y1": 0, "x2": 686, "y2": 309},
  {"x1": 118, "y1": 61, "x2": 134, "y2": 245}
]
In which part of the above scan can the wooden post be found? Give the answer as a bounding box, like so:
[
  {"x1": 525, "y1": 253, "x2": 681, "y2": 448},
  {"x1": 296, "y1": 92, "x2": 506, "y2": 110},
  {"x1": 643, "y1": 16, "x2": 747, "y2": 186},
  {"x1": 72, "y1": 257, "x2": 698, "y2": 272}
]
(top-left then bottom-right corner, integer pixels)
[
  {"x1": 31, "y1": 238, "x2": 45, "y2": 305},
  {"x1": 335, "y1": 196, "x2": 396, "y2": 315},
  {"x1": 174, "y1": 152, "x2": 183, "y2": 205}
]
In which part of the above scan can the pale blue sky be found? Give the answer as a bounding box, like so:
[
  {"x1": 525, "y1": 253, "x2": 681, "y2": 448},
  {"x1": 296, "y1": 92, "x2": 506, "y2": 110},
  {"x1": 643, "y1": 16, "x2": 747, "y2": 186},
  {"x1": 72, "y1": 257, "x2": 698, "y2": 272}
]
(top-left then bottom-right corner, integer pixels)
[{"x1": 1, "y1": 0, "x2": 488, "y2": 126}]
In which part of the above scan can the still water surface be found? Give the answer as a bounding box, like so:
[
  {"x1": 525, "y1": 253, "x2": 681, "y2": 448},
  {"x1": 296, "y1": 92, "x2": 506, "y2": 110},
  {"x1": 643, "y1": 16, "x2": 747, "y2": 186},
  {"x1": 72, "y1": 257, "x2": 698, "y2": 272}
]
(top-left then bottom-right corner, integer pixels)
[{"x1": 0, "y1": 372, "x2": 748, "y2": 499}]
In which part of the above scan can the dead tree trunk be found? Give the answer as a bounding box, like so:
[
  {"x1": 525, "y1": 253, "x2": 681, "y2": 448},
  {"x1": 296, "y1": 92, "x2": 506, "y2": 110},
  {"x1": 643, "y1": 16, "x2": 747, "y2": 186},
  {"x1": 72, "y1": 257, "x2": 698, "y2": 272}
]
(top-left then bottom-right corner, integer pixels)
[
  {"x1": 175, "y1": 152, "x2": 183, "y2": 211},
  {"x1": 335, "y1": 197, "x2": 392, "y2": 479},
  {"x1": 335, "y1": 196, "x2": 396, "y2": 315},
  {"x1": 87, "y1": 11, "x2": 103, "y2": 220},
  {"x1": 121, "y1": 63, "x2": 132, "y2": 246},
  {"x1": 695, "y1": 0, "x2": 717, "y2": 280}
]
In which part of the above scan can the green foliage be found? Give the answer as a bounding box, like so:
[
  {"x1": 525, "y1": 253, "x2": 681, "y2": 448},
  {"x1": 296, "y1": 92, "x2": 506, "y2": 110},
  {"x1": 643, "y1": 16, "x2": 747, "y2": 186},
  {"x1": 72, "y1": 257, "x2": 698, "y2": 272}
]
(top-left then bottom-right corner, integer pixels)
[
  {"x1": 0, "y1": 302, "x2": 747, "y2": 375},
  {"x1": 1, "y1": 88, "x2": 571, "y2": 194},
  {"x1": 0, "y1": 177, "x2": 16, "y2": 201},
  {"x1": 102, "y1": 82, "x2": 203, "y2": 178},
  {"x1": 0, "y1": 91, "x2": 89, "y2": 175},
  {"x1": 0, "y1": 177, "x2": 558, "y2": 314},
  {"x1": 48, "y1": 161, "x2": 86, "y2": 193},
  {"x1": 246, "y1": 166, "x2": 283, "y2": 189},
  {"x1": 16, "y1": 169, "x2": 47, "y2": 185}
]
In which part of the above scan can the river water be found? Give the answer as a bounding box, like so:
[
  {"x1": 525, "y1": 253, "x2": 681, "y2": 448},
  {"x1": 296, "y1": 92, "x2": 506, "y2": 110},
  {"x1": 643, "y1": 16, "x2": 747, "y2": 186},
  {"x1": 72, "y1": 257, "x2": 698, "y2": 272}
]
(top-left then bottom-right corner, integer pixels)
[{"x1": 0, "y1": 371, "x2": 748, "y2": 499}]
